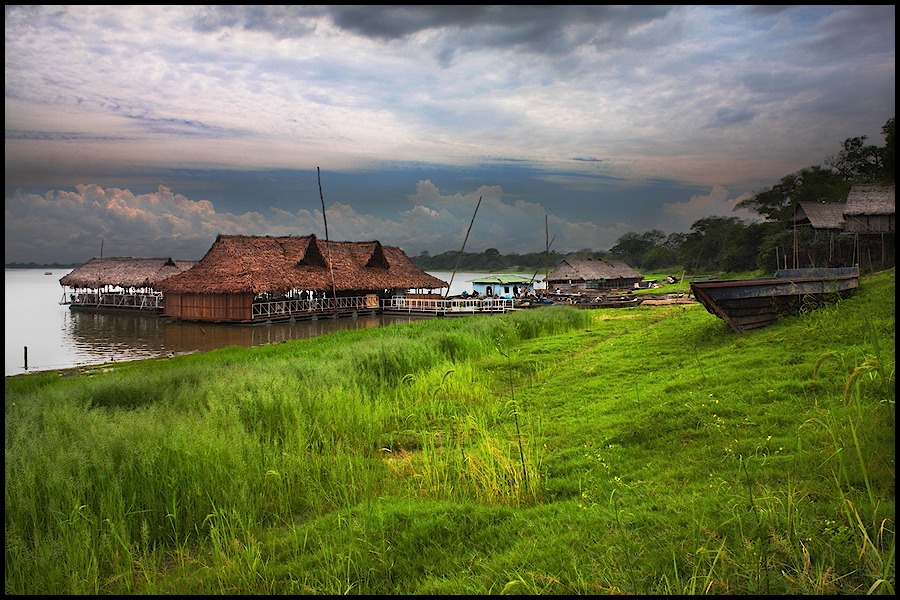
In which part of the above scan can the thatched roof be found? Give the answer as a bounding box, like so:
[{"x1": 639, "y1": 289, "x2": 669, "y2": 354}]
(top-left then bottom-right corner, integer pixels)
[
  {"x1": 546, "y1": 259, "x2": 643, "y2": 282},
  {"x1": 59, "y1": 257, "x2": 198, "y2": 289},
  {"x1": 155, "y1": 234, "x2": 449, "y2": 295},
  {"x1": 844, "y1": 184, "x2": 895, "y2": 216},
  {"x1": 789, "y1": 202, "x2": 846, "y2": 230}
]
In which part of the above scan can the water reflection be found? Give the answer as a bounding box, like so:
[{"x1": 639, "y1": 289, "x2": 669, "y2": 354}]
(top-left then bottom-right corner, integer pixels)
[{"x1": 65, "y1": 310, "x2": 430, "y2": 362}]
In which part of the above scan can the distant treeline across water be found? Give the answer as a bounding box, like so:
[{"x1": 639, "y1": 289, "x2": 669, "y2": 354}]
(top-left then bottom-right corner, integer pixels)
[
  {"x1": 410, "y1": 249, "x2": 600, "y2": 272},
  {"x1": 6, "y1": 263, "x2": 80, "y2": 269}
]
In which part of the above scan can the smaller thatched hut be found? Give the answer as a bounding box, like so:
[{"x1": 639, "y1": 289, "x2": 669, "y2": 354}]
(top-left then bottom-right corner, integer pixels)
[
  {"x1": 787, "y1": 202, "x2": 851, "y2": 267},
  {"x1": 544, "y1": 259, "x2": 643, "y2": 293},
  {"x1": 788, "y1": 202, "x2": 847, "y2": 232},
  {"x1": 60, "y1": 257, "x2": 197, "y2": 312}
]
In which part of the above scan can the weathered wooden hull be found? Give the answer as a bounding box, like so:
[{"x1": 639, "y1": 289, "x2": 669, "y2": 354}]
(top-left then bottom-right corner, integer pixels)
[{"x1": 690, "y1": 267, "x2": 859, "y2": 333}]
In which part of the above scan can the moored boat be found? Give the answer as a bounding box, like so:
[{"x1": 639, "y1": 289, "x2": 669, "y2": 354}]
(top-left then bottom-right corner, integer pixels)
[
  {"x1": 690, "y1": 267, "x2": 860, "y2": 333},
  {"x1": 571, "y1": 295, "x2": 645, "y2": 309}
]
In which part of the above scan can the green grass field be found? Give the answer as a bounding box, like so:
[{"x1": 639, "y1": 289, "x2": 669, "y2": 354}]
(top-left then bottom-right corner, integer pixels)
[{"x1": 5, "y1": 268, "x2": 894, "y2": 594}]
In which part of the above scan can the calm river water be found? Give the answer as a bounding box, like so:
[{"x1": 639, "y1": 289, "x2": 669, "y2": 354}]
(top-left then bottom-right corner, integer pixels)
[{"x1": 5, "y1": 269, "x2": 544, "y2": 376}]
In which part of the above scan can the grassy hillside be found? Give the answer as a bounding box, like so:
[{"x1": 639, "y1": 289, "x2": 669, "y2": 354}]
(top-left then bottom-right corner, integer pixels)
[{"x1": 5, "y1": 269, "x2": 894, "y2": 594}]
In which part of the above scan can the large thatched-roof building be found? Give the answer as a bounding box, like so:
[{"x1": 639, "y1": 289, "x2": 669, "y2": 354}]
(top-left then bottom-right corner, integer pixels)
[
  {"x1": 155, "y1": 234, "x2": 449, "y2": 323},
  {"x1": 544, "y1": 258, "x2": 643, "y2": 292}
]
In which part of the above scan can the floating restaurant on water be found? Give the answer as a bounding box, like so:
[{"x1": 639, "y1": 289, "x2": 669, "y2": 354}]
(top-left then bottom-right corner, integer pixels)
[
  {"x1": 153, "y1": 234, "x2": 451, "y2": 323},
  {"x1": 59, "y1": 235, "x2": 539, "y2": 323}
]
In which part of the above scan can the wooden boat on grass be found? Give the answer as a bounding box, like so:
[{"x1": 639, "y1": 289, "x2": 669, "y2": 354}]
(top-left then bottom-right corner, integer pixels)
[{"x1": 690, "y1": 267, "x2": 859, "y2": 333}]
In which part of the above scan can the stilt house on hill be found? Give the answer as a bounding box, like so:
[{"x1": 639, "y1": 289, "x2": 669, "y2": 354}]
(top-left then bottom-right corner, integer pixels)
[
  {"x1": 843, "y1": 183, "x2": 895, "y2": 266},
  {"x1": 843, "y1": 184, "x2": 895, "y2": 235},
  {"x1": 787, "y1": 201, "x2": 850, "y2": 267},
  {"x1": 59, "y1": 257, "x2": 198, "y2": 312},
  {"x1": 785, "y1": 183, "x2": 895, "y2": 268},
  {"x1": 154, "y1": 234, "x2": 449, "y2": 323},
  {"x1": 544, "y1": 258, "x2": 643, "y2": 293}
]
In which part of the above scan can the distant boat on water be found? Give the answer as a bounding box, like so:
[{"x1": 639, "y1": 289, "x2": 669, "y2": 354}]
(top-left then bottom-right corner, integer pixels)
[{"x1": 690, "y1": 267, "x2": 860, "y2": 333}]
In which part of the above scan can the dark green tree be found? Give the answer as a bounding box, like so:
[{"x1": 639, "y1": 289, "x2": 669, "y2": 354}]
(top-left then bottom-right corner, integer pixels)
[
  {"x1": 721, "y1": 221, "x2": 769, "y2": 271},
  {"x1": 754, "y1": 221, "x2": 791, "y2": 271},
  {"x1": 608, "y1": 229, "x2": 666, "y2": 268},
  {"x1": 679, "y1": 216, "x2": 749, "y2": 272},
  {"x1": 879, "y1": 116, "x2": 895, "y2": 183},
  {"x1": 608, "y1": 232, "x2": 647, "y2": 266},
  {"x1": 663, "y1": 232, "x2": 688, "y2": 252},
  {"x1": 735, "y1": 166, "x2": 848, "y2": 223},
  {"x1": 823, "y1": 116, "x2": 894, "y2": 183},
  {"x1": 642, "y1": 245, "x2": 679, "y2": 270},
  {"x1": 826, "y1": 136, "x2": 883, "y2": 182}
]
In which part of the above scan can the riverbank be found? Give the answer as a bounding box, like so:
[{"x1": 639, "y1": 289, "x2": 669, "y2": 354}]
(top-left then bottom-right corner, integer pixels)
[
  {"x1": 5, "y1": 269, "x2": 894, "y2": 594},
  {"x1": 5, "y1": 269, "x2": 501, "y2": 376}
]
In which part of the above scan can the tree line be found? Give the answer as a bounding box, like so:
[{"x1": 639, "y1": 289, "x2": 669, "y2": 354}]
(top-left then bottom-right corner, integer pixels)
[
  {"x1": 413, "y1": 117, "x2": 894, "y2": 274},
  {"x1": 5, "y1": 262, "x2": 81, "y2": 269}
]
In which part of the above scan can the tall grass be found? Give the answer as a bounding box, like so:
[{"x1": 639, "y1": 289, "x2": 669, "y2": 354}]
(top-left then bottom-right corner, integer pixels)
[{"x1": 5, "y1": 271, "x2": 893, "y2": 594}]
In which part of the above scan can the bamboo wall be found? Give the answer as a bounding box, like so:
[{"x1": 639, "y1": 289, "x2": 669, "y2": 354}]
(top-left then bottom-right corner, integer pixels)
[
  {"x1": 844, "y1": 214, "x2": 895, "y2": 234},
  {"x1": 163, "y1": 292, "x2": 254, "y2": 322}
]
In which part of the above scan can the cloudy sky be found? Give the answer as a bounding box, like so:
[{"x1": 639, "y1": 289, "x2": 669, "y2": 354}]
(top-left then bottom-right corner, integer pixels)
[{"x1": 5, "y1": 5, "x2": 895, "y2": 265}]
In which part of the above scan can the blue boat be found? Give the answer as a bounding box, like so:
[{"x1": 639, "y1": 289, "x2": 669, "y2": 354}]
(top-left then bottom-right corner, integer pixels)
[{"x1": 466, "y1": 274, "x2": 537, "y2": 299}]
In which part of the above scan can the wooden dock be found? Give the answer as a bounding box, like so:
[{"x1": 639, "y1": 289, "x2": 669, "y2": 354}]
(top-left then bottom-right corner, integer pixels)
[
  {"x1": 381, "y1": 296, "x2": 516, "y2": 316},
  {"x1": 64, "y1": 291, "x2": 163, "y2": 312},
  {"x1": 63, "y1": 292, "x2": 518, "y2": 322}
]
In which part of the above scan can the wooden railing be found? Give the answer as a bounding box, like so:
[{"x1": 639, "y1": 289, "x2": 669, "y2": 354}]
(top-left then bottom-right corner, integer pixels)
[
  {"x1": 65, "y1": 292, "x2": 162, "y2": 310},
  {"x1": 381, "y1": 296, "x2": 515, "y2": 315},
  {"x1": 63, "y1": 292, "x2": 516, "y2": 319},
  {"x1": 251, "y1": 295, "x2": 375, "y2": 320}
]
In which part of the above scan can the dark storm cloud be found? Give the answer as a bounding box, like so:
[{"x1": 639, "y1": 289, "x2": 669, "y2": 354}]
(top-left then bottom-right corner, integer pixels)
[{"x1": 187, "y1": 5, "x2": 675, "y2": 58}]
